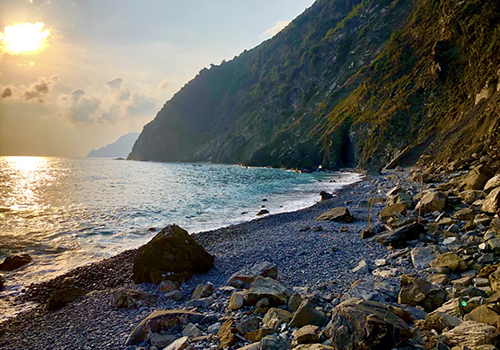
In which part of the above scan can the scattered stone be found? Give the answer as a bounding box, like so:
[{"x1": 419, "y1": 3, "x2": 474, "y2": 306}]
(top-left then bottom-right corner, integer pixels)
[
  {"x1": 411, "y1": 245, "x2": 441, "y2": 269},
  {"x1": 379, "y1": 203, "x2": 407, "y2": 223},
  {"x1": 488, "y1": 266, "x2": 500, "y2": 291},
  {"x1": 482, "y1": 187, "x2": 500, "y2": 214},
  {"x1": 352, "y1": 260, "x2": 369, "y2": 274},
  {"x1": 0, "y1": 275, "x2": 5, "y2": 291},
  {"x1": 236, "y1": 315, "x2": 260, "y2": 334},
  {"x1": 459, "y1": 164, "x2": 494, "y2": 191},
  {"x1": 228, "y1": 292, "x2": 245, "y2": 310},
  {"x1": 463, "y1": 305, "x2": 500, "y2": 326},
  {"x1": 148, "y1": 332, "x2": 177, "y2": 348},
  {"x1": 163, "y1": 336, "x2": 189, "y2": 350},
  {"x1": 244, "y1": 329, "x2": 278, "y2": 342},
  {"x1": 132, "y1": 225, "x2": 214, "y2": 284},
  {"x1": 398, "y1": 275, "x2": 446, "y2": 312},
  {"x1": 182, "y1": 323, "x2": 203, "y2": 338},
  {"x1": 191, "y1": 283, "x2": 214, "y2": 300},
  {"x1": 372, "y1": 268, "x2": 398, "y2": 278},
  {"x1": 418, "y1": 310, "x2": 462, "y2": 332},
  {"x1": 428, "y1": 274, "x2": 449, "y2": 285},
  {"x1": 160, "y1": 280, "x2": 179, "y2": 292},
  {"x1": 263, "y1": 307, "x2": 293, "y2": 329},
  {"x1": 259, "y1": 333, "x2": 289, "y2": 350},
  {"x1": 315, "y1": 207, "x2": 355, "y2": 223},
  {"x1": 288, "y1": 293, "x2": 303, "y2": 313},
  {"x1": 454, "y1": 207, "x2": 476, "y2": 221},
  {"x1": 227, "y1": 261, "x2": 278, "y2": 288},
  {"x1": 429, "y1": 252, "x2": 468, "y2": 272},
  {"x1": 342, "y1": 276, "x2": 400, "y2": 303},
  {"x1": 292, "y1": 325, "x2": 320, "y2": 346},
  {"x1": 125, "y1": 309, "x2": 203, "y2": 346},
  {"x1": 375, "y1": 222, "x2": 426, "y2": 248},
  {"x1": 415, "y1": 191, "x2": 447, "y2": 214},
  {"x1": 319, "y1": 191, "x2": 333, "y2": 200},
  {"x1": 442, "y1": 321, "x2": 500, "y2": 348},
  {"x1": 207, "y1": 322, "x2": 222, "y2": 334},
  {"x1": 484, "y1": 174, "x2": 500, "y2": 193},
  {"x1": 109, "y1": 288, "x2": 157, "y2": 309},
  {"x1": 46, "y1": 287, "x2": 86, "y2": 310},
  {"x1": 323, "y1": 298, "x2": 412, "y2": 350},
  {"x1": 217, "y1": 318, "x2": 238, "y2": 348},
  {"x1": 0, "y1": 254, "x2": 32, "y2": 271},
  {"x1": 289, "y1": 299, "x2": 326, "y2": 328},
  {"x1": 246, "y1": 276, "x2": 290, "y2": 306},
  {"x1": 434, "y1": 298, "x2": 464, "y2": 318}
]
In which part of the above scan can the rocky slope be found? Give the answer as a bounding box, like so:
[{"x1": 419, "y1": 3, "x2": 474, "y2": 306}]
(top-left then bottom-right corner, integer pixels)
[
  {"x1": 88, "y1": 132, "x2": 139, "y2": 158},
  {"x1": 129, "y1": 0, "x2": 500, "y2": 172}
]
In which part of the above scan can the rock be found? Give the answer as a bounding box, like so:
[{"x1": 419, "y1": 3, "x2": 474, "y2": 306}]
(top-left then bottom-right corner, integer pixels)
[
  {"x1": 375, "y1": 222, "x2": 426, "y2": 248},
  {"x1": 485, "y1": 175, "x2": 500, "y2": 193},
  {"x1": 148, "y1": 332, "x2": 177, "y2": 348},
  {"x1": 165, "y1": 290, "x2": 184, "y2": 301},
  {"x1": 398, "y1": 275, "x2": 446, "y2": 312},
  {"x1": 228, "y1": 292, "x2": 245, "y2": 310},
  {"x1": 463, "y1": 305, "x2": 500, "y2": 326},
  {"x1": 163, "y1": 336, "x2": 189, "y2": 350},
  {"x1": 132, "y1": 225, "x2": 214, "y2": 284},
  {"x1": 125, "y1": 309, "x2": 204, "y2": 346},
  {"x1": 160, "y1": 280, "x2": 179, "y2": 292},
  {"x1": 289, "y1": 299, "x2": 326, "y2": 328},
  {"x1": 429, "y1": 252, "x2": 468, "y2": 272},
  {"x1": 315, "y1": 207, "x2": 355, "y2": 223},
  {"x1": 418, "y1": 310, "x2": 462, "y2": 332},
  {"x1": 0, "y1": 275, "x2": 5, "y2": 291},
  {"x1": 288, "y1": 293, "x2": 303, "y2": 313},
  {"x1": 185, "y1": 297, "x2": 213, "y2": 308},
  {"x1": 429, "y1": 274, "x2": 450, "y2": 285},
  {"x1": 207, "y1": 322, "x2": 222, "y2": 334},
  {"x1": 292, "y1": 325, "x2": 320, "y2": 346},
  {"x1": 319, "y1": 191, "x2": 333, "y2": 200},
  {"x1": 246, "y1": 276, "x2": 290, "y2": 306},
  {"x1": 372, "y1": 268, "x2": 398, "y2": 278},
  {"x1": 434, "y1": 298, "x2": 464, "y2": 318},
  {"x1": 191, "y1": 282, "x2": 214, "y2": 300},
  {"x1": 460, "y1": 164, "x2": 494, "y2": 191},
  {"x1": 0, "y1": 254, "x2": 32, "y2": 271},
  {"x1": 217, "y1": 318, "x2": 238, "y2": 348},
  {"x1": 257, "y1": 209, "x2": 269, "y2": 216},
  {"x1": 482, "y1": 187, "x2": 500, "y2": 214},
  {"x1": 489, "y1": 266, "x2": 500, "y2": 291},
  {"x1": 342, "y1": 276, "x2": 400, "y2": 303},
  {"x1": 236, "y1": 315, "x2": 260, "y2": 334},
  {"x1": 294, "y1": 345, "x2": 334, "y2": 350},
  {"x1": 459, "y1": 190, "x2": 485, "y2": 204},
  {"x1": 244, "y1": 329, "x2": 278, "y2": 342},
  {"x1": 415, "y1": 191, "x2": 447, "y2": 214},
  {"x1": 411, "y1": 245, "x2": 441, "y2": 269},
  {"x1": 487, "y1": 238, "x2": 500, "y2": 252},
  {"x1": 479, "y1": 265, "x2": 499, "y2": 279},
  {"x1": 227, "y1": 261, "x2": 278, "y2": 288},
  {"x1": 263, "y1": 307, "x2": 293, "y2": 329},
  {"x1": 323, "y1": 298, "x2": 412, "y2": 350},
  {"x1": 46, "y1": 287, "x2": 86, "y2": 310},
  {"x1": 182, "y1": 323, "x2": 203, "y2": 338},
  {"x1": 379, "y1": 203, "x2": 407, "y2": 222},
  {"x1": 442, "y1": 321, "x2": 500, "y2": 348},
  {"x1": 454, "y1": 207, "x2": 476, "y2": 221},
  {"x1": 259, "y1": 334, "x2": 290, "y2": 350},
  {"x1": 352, "y1": 260, "x2": 369, "y2": 274},
  {"x1": 109, "y1": 288, "x2": 157, "y2": 309}
]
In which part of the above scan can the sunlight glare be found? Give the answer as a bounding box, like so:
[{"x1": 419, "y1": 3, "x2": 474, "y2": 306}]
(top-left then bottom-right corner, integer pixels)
[{"x1": 1, "y1": 22, "x2": 51, "y2": 55}]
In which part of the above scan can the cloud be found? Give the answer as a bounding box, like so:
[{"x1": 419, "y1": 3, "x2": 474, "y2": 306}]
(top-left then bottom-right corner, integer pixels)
[
  {"x1": 1, "y1": 87, "x2": 12, "y2": 99},
  {"x1": 23, "y1": 75, "x2": 59, "y2": 102},
  {"x1": 106, "y1": 77, "x2": 123, "y2": 89},
  {"x1": 65, "y1": 89, "x2": 100, "y2": 125},
  {"x1": 260, "y1": 20, "x2": 290, "y2": 39},
  {"x1": 158, "y1": 80, "x2": 170, "y2": 90}
]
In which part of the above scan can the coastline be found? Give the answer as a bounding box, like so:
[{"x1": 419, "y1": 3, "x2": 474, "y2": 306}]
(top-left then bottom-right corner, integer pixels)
[{"x1": 0, "y1": 169, "x2": 412, "y2": 349}]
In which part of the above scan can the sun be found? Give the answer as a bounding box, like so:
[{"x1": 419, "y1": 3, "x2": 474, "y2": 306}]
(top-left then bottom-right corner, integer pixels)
[{"x1": 0, "y1": 22, "x2": 51, "y2": 55}]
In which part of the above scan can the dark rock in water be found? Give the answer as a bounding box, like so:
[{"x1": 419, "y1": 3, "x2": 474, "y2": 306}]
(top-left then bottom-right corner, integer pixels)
[
  {"x1": 323, "y1": 298, "x2": 412, "y2": 350},
  {"x1": 257, "y1": 209, "x2": 270, "y2": 216},
  {"x1": 315, "y1": 207, "x2": 355, "y2": 223},
  {"x1": 110, "y1": 288, "x2": 157, "y2": 309},
  {"x1": 133, "y1": 225, "x2": 214, "y2": 284},
  {"x1": 0, "y1": 275, "x2": 5, "y2": 291},
  {"x1": 0, "y1": 254, "x2": 33, "y2": 271},
  {"x1": 46, "y1": 287, "x2": 86, "y2": 310},
  {"x1": 374, "y1": 223, "x2": 425, "y2": 248},
  {"x1": 125, "y1": 309, "x2": 204, "y2": 346},
  {"x1": 319, "y1": 191, "x2": 333, "y2": 201}
]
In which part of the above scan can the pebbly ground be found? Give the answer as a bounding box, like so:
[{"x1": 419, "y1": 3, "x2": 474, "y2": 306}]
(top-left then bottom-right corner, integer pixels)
[{"x1": 0, "y1": 170, "x2": 419, "y2": 350}]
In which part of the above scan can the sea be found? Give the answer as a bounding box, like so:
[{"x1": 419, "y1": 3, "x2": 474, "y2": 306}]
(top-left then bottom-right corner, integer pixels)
[{"x1": 0, "y1": 156, "x2": 360, "y2": 320}]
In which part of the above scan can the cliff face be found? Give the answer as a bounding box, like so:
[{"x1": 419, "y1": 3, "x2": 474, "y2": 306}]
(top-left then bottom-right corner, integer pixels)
[{"x1": 129, "y1": 0, "x2": 500, "y2": 172}]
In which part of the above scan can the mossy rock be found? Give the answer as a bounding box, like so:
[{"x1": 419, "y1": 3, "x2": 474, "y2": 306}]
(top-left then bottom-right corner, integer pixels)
[{"x1": 133, "y1": 225, "x2": 214, "y2": 284}]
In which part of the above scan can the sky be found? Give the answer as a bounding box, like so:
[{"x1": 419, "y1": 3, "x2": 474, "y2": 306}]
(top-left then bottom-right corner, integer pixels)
[{"x1": 0, "y1": 0, "x2": 315, "y2": 157}]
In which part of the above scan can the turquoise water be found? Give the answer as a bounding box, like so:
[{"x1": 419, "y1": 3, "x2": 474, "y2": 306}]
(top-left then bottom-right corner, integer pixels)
[{"x1": 0, "y1": 156, "x2": 360, "y2": 318}]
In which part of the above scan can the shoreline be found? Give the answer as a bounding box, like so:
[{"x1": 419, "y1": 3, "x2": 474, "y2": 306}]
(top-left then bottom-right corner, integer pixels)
[{"x1": 0, "y1": 169, "x2": 412, "y2": 349}]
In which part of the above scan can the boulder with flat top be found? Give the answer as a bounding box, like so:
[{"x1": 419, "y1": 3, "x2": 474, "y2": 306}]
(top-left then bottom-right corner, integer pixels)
[{"x1": 315, "y1": 207, "x2": 355, "y2": 223}]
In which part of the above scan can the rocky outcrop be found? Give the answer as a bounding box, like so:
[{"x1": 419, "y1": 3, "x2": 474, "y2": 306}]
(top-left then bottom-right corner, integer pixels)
[
  {"x1": 0, "y1": 254, "x2": 32, "y2": 271},
  {"x1": 132, "y1": 225, "x2": 214, "y2": 284}
]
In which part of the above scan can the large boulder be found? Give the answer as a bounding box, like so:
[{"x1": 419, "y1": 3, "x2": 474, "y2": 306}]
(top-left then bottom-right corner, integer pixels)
[
  {"x1": 482, "y1": 187, "x2": 500, "y2": 214},
  {"x1": 133, "y1": 225, "x2": 214, "y2": 284},
  {"x1": 246, "y1": 276, "x2": 290, "y2": 306},
  {"x1": 429, "y1": 252, "x2": 467, "y2": 272},
  {"x1": 379, "y1": 203, "x2": 407, "y2": 223},
  {"x1": 315, "y1": 207, "x2": 355, "y2": 223},
  {"x1": 323, "y1": 298, "x2": 412, "y2": 350},
  {"x1": 415, "y1": 191, "x2": 447, "y2": 214},
  {"x1": 125, "y1": 309, "x2": 204, "y2": 346},
  {"x1": 442, "y1": 321, "x2": 500, "y2": 348},
  {"x1": 484, "y1": 174, "x2": 500, "y2": 193},
  {"x1": 0, "y1": 254, "x2": 32, "y2": 271},
  {"x1": 460, "y1": 164, "x2": 494, "y2": 191}
]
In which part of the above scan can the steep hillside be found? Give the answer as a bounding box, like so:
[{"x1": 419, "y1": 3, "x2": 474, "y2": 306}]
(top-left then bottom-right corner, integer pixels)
[
  {"x1": 88, "y1": 133, "x2": 139, "y2": 158},
  {"x1": 129, "y1": 0, "x2": 500, "y2": 173}
]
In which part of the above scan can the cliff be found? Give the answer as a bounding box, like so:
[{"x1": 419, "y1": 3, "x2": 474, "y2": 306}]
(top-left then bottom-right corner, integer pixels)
[
  {"x1": 129, "y1": 0, "x2": 500, "y2": 173},
  {"x1": 88, "y1": 133, "x2": 139, "y2": 158}
]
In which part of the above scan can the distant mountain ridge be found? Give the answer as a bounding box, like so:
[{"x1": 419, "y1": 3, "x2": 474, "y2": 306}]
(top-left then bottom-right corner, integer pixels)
[
  {"x1": 129, "y1": 0, "x2": 500, "y2": 173},
  {"x1": 88, "y1": 133, "x2": 139, "y2": 158}
]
